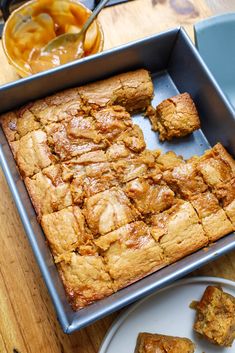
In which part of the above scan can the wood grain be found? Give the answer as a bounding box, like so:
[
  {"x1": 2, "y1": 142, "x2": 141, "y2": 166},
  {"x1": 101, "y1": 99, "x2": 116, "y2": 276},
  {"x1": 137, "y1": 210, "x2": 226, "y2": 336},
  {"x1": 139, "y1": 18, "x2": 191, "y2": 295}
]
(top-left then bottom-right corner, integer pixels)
[{"x1": 0, "y1": 1, "x2": 234, "y2": 353}]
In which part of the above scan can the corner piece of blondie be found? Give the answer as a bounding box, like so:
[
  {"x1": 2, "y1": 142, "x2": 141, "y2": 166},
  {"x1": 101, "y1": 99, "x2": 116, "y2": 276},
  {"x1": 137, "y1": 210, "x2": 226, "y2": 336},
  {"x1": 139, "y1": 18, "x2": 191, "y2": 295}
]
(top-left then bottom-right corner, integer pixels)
[
  {"x1": 134, "y1": 332, "x2": 195, "y2": 353},
  {"x1": 194, "y1": 285, "x2": 235, "y2": 347}
]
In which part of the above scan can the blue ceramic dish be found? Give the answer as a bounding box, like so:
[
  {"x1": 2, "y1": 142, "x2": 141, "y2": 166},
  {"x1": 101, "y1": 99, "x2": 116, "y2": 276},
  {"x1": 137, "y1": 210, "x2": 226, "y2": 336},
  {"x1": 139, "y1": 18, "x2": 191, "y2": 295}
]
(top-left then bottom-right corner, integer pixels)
[{"x1": 194, "y1": 13, "x2": 235, "y2": 108}]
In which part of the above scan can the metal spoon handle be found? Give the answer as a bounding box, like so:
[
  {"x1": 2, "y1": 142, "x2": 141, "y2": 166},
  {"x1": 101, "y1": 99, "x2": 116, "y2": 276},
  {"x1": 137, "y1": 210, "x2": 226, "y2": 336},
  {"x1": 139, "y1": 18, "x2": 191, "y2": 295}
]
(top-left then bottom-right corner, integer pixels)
[{"x1": 81, "y1": 0, "x2": 110, "y2": 35}]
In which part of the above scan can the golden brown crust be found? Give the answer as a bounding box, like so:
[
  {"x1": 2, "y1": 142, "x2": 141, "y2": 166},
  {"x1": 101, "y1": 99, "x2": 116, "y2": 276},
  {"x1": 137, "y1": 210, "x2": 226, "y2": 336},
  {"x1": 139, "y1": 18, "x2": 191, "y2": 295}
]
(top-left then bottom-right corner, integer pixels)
[
  {"x1": 225, "y1": 199, "x2": 235, "y2": 227},
  {"x1": 191, "y1": 192, "x2": 233, "y2": 241},
  {"x1": 78, "y1": 69, "x2": 153, "y2": 111},
  {"x1": 163, "y1": 161, "x2": 207, "y2": 199},
  {"x1": 11, "y1": 130, "x2": 54, "y2": 178},
  {"x1": 41, "y1": 206, "x2": 92, "y2": 260},
  {"x1": 194, "y1": 286, "x2": 235, "y2": 347},
  {"x1": 1, "y1": 109, "x2": 41, "y2": 142},
  {"x1": 212, "y1": 142, "x2": 235, "y2": 174},
  {"x1": 83, "y1": 187, "x2": 140, "y2": 236},
  {"x1": 198, "y1": 150, "x2": 233, "y2": 186},
  {"x1": 117, "y1": 69, "x2": 154, "y2": 112},
  {"x1": 58, "y1": 252, "x2": 114, "y2": 309},
  {"x1": 116, "y1": 124, "x2": 146, "y2": 153},
  {"x1": 196, "y1": 143, "x2": 235, "y2": 225},
  {"x1": 155, "y1": 93, "x2": 200, "y2": 141},
  {"x1": 149, "y1": 200, "x2": 208, "y2": 263},
  {"x1": 95, "y1": 221, "x2": 166, "y2": 290},
  {"x1": 91, "y1": 105, "x2": 132, "y2": 142},
  {"x1": 135, "y1": 333, "x2": 195, "y2": 353},
  {"x1": 45, "y1": 117, "x2": 107, "y2": 161},
  {"x1": 25, "y1": 165, "x2": 72, "y2": 220},
  {"x1": 124, "y1": 178, "x2": 175, "y2": 215},
  {"x1": 156, "y1": 151, "x2": 184, "y2": 171}
]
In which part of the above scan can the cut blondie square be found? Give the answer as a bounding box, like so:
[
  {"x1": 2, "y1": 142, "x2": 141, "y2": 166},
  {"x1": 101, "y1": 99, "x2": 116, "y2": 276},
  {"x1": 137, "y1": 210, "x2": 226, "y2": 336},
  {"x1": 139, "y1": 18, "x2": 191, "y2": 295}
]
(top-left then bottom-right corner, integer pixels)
[
  {"x1": 70, "y1": 161, "x2": 118, "y2": 202},
  {"x1": 63, "y1": 150, "x2": 119, "y2": 203},
  {"x1": 197, "y1": 143, "x2": 235, "y2": 188},
  {"x1": 197, "y1": 143, "x2": 235, "y2": 226},
  {"x1": 134, "y1": 333, "x2": 195, "y2": 353},
  {"x1": 156, "y1": 150, "x2": 184, "y2": 171},
  {"x1": 41, "y1": 206, "x2": 92, "y2": 261},
  {"x1": 26, "y1": 149, "x2": 119, "y2": 216},
  {"x1": 45, "y1": 115, "x2": 107, "y2": 161},
  {"x1": 155, "y1": 93, "x2": 200, "y2": 141},
  {"x1": 112, "y1": 153, "x2": 154, "y2": 184},
  {"x1": 58, "y1": 252, "x2": 114, "y2": 310},
  {"x1": 10, "y1": 130, "x2": 54, "y2": 178},
  {"x1": 149, "y1": 200, "x2": 208, "y2": 263},
  {"x1": 83, "y1": 187, "x2": 140, "y2": 236},
  {"x1": 190, "y1": 191, "x2": 233, "y2": 241},
  {"x1": 29, "y1": 94, "x2": 84, "y2": 126},
  {"x1": 163, "y1": 160, "x2": 208, "y2": 200},
  {"x1": 91, "y1": 105, "x2": 133, "y2": 142},
  {"x1": 25, "y1": 167, "x2": 72, "y2": 220},
  {"x1": 94, "y1": 221, "x2": 166, "y2": 290},
  {"x1": 194, "y1": 285, "x2": 235, "y2": 347},
  {"x1": 124, "y1": 177, "x2": 175, "y2": 215},
  {"x1": 111, "y1": 147, "x2": 162, "y2": 185},
  {"x1": 116, "y1": 124, "x2": 146, "y2": 153},
  {"x1": 1, "y1": 109, "x2": 40, "y2": 142},
  {"x1": 77, "y1": 69, "x2": 153, "y2": 112}
]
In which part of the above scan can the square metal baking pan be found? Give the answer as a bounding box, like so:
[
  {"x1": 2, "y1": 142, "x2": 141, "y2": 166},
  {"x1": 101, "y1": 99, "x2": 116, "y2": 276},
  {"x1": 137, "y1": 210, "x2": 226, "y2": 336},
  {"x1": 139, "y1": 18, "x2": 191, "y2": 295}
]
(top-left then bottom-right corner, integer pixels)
[{"x1": 0, "y1": 27, "x2": 235, "y2": 334}]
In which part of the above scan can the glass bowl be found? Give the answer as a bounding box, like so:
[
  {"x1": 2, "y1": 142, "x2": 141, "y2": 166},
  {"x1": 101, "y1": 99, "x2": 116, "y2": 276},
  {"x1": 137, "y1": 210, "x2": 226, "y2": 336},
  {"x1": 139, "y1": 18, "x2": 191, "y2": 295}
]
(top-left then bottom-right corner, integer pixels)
[{"x1": 2, "y1": 0, "x2": 104, "y2": 77}]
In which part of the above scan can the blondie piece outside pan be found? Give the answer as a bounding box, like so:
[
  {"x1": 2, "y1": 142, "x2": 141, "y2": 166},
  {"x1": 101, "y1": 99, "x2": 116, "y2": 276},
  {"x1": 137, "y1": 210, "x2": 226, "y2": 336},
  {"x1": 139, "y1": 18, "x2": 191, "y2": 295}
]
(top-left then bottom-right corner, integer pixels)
[
  {"x1": 194, "y1": 286, "x2": 235, "y2": 347},
  {"x1": 134, "y1": 333, "x2": 195, "y2": 353},
  {"x1": 1, "y1": 69, "x2": 235, "y2": 311}
]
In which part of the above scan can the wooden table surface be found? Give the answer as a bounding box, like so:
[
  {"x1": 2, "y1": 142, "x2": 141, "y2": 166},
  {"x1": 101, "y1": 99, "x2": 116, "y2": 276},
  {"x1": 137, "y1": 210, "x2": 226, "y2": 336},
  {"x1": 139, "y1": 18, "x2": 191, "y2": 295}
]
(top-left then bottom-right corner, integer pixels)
[{"x1": 1, "y1": 1, "x2": 235, "y2": 352}]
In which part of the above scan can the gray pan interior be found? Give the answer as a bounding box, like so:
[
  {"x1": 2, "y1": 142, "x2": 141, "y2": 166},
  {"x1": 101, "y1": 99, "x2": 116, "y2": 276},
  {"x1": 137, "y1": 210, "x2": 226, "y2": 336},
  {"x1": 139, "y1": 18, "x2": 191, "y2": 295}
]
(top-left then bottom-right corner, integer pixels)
[{"x1": 0, "y1": 27, "x2": 235, "y2": 333}]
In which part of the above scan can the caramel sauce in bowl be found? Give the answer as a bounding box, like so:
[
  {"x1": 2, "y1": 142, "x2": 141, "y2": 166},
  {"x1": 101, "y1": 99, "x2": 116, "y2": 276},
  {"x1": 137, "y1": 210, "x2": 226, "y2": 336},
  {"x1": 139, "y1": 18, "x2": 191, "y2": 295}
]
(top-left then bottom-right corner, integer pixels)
[{"x1": 2, "y1": 0, "x2": 104, "y2": 76}]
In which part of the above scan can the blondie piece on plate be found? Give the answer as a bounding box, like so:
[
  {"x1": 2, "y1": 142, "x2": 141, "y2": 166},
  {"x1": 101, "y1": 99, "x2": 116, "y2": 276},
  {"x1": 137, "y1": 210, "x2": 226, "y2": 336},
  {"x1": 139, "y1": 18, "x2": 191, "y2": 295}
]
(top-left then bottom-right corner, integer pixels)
[
  {"x1": 154, "y1": 93, "x2": 200, "y2": 141},
  {"x1": 194, "y1": 286, "x2": 235, "y2": 347},
  {"x1": 134, "y1": 333, "x2": 195, "y2": 353}
]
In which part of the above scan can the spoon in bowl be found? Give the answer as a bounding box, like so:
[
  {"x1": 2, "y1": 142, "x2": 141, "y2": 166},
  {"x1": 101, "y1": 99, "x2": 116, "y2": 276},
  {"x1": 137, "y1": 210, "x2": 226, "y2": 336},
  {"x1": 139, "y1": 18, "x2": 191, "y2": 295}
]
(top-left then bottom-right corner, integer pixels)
[{"x1": 43, "y1": 0, "x2": 109, "y2": 54}]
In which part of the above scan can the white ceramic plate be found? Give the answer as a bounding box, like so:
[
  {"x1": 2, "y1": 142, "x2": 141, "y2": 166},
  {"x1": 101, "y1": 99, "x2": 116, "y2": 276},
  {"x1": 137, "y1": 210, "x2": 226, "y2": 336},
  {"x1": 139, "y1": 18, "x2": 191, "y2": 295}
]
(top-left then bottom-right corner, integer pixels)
[{"x1": 99, "y1": 276, "x2": 235, "y2": 353}]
